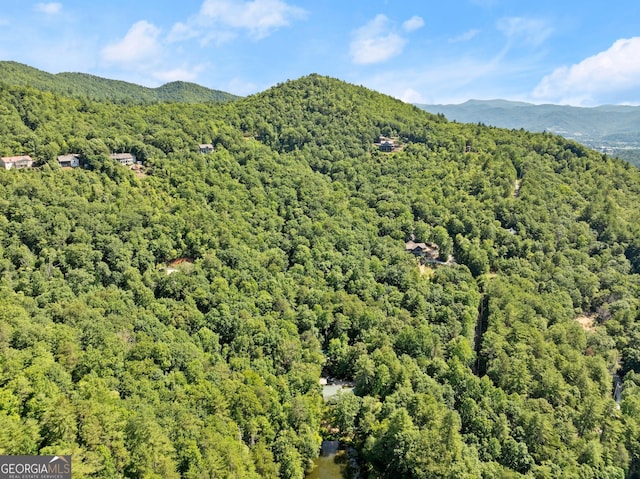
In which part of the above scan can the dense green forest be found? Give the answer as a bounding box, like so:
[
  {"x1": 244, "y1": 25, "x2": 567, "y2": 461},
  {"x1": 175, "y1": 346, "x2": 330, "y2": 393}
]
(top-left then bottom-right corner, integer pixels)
[
  {"x1": 0, "y1": 62, "x2": 239, "y2": 104},
  {"x1": 1, "y1": 72, "x2": 640, "y2": 479}
]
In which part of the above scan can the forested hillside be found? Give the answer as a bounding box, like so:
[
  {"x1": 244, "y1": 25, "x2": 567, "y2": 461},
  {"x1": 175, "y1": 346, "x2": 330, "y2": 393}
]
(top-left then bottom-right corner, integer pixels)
[
  {"x1": 0, "y1": 61, "x2": 239, "y2": 104},
  {"x1": 1, "y1": 73, "x2": 640, "y2": 479}
]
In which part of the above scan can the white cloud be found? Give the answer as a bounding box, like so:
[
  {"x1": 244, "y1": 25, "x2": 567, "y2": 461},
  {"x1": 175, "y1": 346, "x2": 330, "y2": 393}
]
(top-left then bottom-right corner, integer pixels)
[
  {"x1": 403, "y1": 16, "x2": 424, "y2": 33},
  {"x1": 101, "y1": 21, "x2": 162, "y2": 65},
  {"x1": 167, "y1": 22, "x2": 200, "y2": 43},
  {"x1": 497, "y1": 17, "x2": 552, "y2": 47},
  {"x1": 449, "y1": 29, "x2": 480, "y2": 43},
  {"x1": 169, "y1": 0, "x2": 306, "y2": 44},
  {"x1": 400, "y1": 88, "x2": 426, "y2": 104},
  {"x1": 350, "y1": 14, "x2": 407, "y2": 65},
  {"x1": 34, "y1": 2, "x2": 62, "y2": 14},
  {"x1": 533, "y1": 37, "x2": 640, "y2": 105},
  {"x1": 200, "y1": 30, "x2": 237, "y2": 46},
  {"x1": 153, "y1": 64, "x2": 206, "y2": 83},
  {"x1": 202, "y1": 0, "x2": 306, "y2": 38}
]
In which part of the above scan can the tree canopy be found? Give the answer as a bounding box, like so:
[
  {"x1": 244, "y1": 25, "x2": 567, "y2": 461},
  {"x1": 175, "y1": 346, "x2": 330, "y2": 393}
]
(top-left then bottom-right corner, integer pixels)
[
  {"x1": 0, "y1": 72, "x2": 640, "y2": 478},
  {"x1": 0, "y1": 61, "x2": 239, "y2": 104}
]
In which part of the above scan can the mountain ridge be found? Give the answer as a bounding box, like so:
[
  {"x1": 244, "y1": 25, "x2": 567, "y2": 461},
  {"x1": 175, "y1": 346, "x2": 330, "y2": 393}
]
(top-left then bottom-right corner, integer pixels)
[
  {"x1": 0, "y1": 61, "x2": 239, "y2": 104},
  {"x1": 417, "y1": 99, "x2": 640, "y2": 165}
]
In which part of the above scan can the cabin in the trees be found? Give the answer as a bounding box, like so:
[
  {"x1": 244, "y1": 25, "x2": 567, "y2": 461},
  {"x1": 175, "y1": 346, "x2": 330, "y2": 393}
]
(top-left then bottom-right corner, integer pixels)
[
  {"x1": 375, "y1": 136, "x2": 399, "y2": 152},
  {"x1": 199, "y1": 144, "x2": 214, "y2": 154},
  {"x1": 380, "y1": 141, "x2": 394, "y2": 152},
  {"x1": 405, "y1": 240, "x2": 440, "y2": 261},
  {"x1": 1, "y1": 155, "x2": 33, "y2": 170},
  {"x1": 57, "y1": 154, "x2": 82, "y2": 168},
  {"x1": 110, "y1": 153, "x2": 137, "y2": 166}
]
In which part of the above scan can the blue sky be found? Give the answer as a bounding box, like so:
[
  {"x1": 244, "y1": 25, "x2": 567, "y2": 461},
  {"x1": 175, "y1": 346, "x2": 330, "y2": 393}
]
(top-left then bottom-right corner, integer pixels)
[{"x1": 1, "y1": 0, "x2": 639, "y2": 105}]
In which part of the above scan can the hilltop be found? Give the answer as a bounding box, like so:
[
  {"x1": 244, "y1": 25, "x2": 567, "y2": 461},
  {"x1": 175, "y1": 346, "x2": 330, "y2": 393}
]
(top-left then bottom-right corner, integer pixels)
[
  {"x1": 418, "y1": 99, "x2": 640, "y2": 165},
  {"x1": 0, "y1": 61, "x2": 239, "y2": 104},
  {"x1": 0, "y1": 73, "x2": 640, "y2": 478}
]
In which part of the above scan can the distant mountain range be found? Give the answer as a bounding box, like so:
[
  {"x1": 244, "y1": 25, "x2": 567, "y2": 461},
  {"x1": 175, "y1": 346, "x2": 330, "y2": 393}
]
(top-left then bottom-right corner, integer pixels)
[
  {"x1": 418, "y1": 99, "x2": 640, "y2": 166},
  {"x1": 0, "y1": 61, "x2": 239, "y2": 104}
]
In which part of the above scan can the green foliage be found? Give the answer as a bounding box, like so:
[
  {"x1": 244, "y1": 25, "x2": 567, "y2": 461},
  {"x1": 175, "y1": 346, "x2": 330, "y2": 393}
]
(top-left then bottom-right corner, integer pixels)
[
  {"x1": 0, "y1": 71, "x2": 639, "y2": 478},
  {"x1": 0, "y1": 61, "x2": 239, "y2": 104}
]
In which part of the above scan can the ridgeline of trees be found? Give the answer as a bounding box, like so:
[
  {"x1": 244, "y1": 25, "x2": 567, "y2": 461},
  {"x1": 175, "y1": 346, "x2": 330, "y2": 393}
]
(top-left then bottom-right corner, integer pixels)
[
  {"x1": 1, "y1": 72, "x2": 640, "y2": 478},
  {"x1": 0, "y1": 61, "x2": 239, "y2": 104}
]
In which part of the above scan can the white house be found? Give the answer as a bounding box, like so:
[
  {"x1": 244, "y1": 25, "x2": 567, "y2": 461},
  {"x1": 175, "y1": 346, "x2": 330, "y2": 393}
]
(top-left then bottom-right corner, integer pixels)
[
  {"x1": 57, "y1": 154, "x2": 82, "y2": 168},
  {"x1": 109, "y1": 153, "x2": 136, "y2": 166},
  {"x1": 1, "y1": 155, "x2": 34, "y2": 170},
  {"x1": 199, "y1": 144, "x2": 214, "y2": 154}
]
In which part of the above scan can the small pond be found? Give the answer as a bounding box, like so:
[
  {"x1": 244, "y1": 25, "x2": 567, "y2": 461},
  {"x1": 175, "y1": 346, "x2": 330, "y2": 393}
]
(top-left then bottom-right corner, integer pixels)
[{"x1": 306, "y1": 441, "x2": 347, "y2": 479}]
